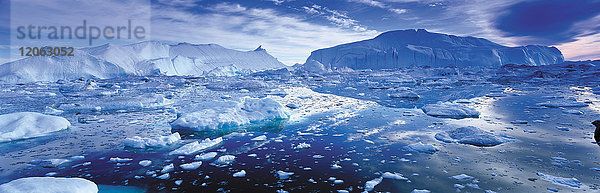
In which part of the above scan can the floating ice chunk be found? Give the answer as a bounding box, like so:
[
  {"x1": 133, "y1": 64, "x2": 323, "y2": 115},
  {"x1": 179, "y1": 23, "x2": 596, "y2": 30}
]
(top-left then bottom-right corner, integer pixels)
[
  {"x1": 405, "y1": 142, "x2": 438, "y2": 154},
  {"x1": 381, "y1": 172, "x2": 408, "y2": 180},
  {"x1": 0, "y1": 112, "x2": 71, "y2": 142},
  {"x1": 124, "y1": 133, "x2": 181, "y2": 149},
  {"x1": 233, "y1": 170, "x2": 246, "y2": 177},
  {"x1": 138, "y1": 160, "x2": 152, "y2": 167},
  {"x1": 421, "y1": 102, "x2": 479, "y2": 119},
  {"x1": 364, "y1": 177, "x2": 383, "y2": 191},
  {"x1": 108, "y1": 157, "x2": 132, "y2": 163},
  {"x1": 337, "y1": 190, "x2": 349, "y2": 193},
  {"x1": 333, "y1": 180, "x2": 344, "y2": 184},
  {"x1": 251, "y1": 135, "x2": 267, "y2": 141},
  {"x1": 277, "y1": 171, "x2": 294, "y2": 180},
  {"x1": 195, "y1": 152, "x2": 218, "y2": 161},
  {"x1": 44, "y1": 107, "x2": 64, "y2": 115},
  {"x1": 161, "y1": 163, "x2": 174, "y2": 173},
  {"x1": 537, "y1": 99, "x2": 588, "y2": 108},
  {"x1": 434, "y1": 126, "x2": 510, "y2": 147},
  {"x1": 174, "y1": 180, "x2": 183, "y2": 186},
  {"x1": 536, "y1": 172, "x2": 581, "y2": 189},
  {"x1": 171, "y1": 98, "x2": 288, "y2": 131},
  {"x1": 451, "y1": 174, "x2": 474, "y2": 181},
  {"x1": 313, "y1": 155, "x2": 325, "y2": 159},
  {"x1": 169, "y1": 137, "x2": 223, "y2": 155},
  {"x1": 156, "y1": 173, "x2": 170, "y2": 180},
  {"x1": 411, "y1": 189, "x2": 431, "y2": 193},
  {"x1": 294, "y1": 142, "x2": 311, "y2": 150},
  {"x1": 331, "y1": 164, "x2": 342, "y2": 169},
  {"x1": 214, "y1": 155, "x2": 236, "y2": 166},
  {"x1": 180, "y1": 161, "x2": 202, "y2": 170},
  {"x1": 0, "y1": 177, "x2": 98, "y2": 193},
  {"x1": 563, "y1": 109, "x2": 583, "y2": 115},
  {"x1": 276, "y1": 189, "x2": 289, "y2": 193},
  {"x1": 30, "y1": 159, "x2": 71, "y2": 168}
]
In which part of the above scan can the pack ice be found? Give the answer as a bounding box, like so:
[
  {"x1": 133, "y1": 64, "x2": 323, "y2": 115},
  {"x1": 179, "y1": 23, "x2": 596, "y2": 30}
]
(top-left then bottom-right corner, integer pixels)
[
  {"x1": 123, "y1": 132, "x2": 181, "y2": 149},
  {"x1": 170, "y1": 97, "x2": 288, "y2": 132},
  {"x1": 435, "y1": 126, "x2": 510, "y2": 147},
  {"x1": 0, "y1": 112, "x2": 71, "y2": 142},
  {"x1": 0, "y1": 177, "x2": 98, "y2": 193},
  {"x1": 0, "y1": 41, "x2": 285, "y2": 83}
]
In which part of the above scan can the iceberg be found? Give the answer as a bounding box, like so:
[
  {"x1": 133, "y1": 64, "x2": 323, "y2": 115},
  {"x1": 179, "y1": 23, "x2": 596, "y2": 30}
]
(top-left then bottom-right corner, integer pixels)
[
  {"x1": 302, "y1": 29, "x2": 563, "y2": 71},
  {"x1": 169, "y1": 137, "x2": 223, "y2": 155},
  {"x1": 0, "y1": 177, "x2": 98, "y2": 193},
  {"x1": 435, "y1": 126, "x2": 510, "y2": 147},
  {"x1": 0, "y1": 112, "x2": 71, "y2": 142},
  {"x1": 123, "y1": 132, "x2": 181, "y2": 149},
  {"x1": 421, "y1": 102, "x2": 480, "y2": 119},
  {"x1": 406, "y1": 142, "x2": 438, "y2": 154},
  {"x1": 171, "y1": 98, "x2": 288, "y2": 132},
  {"x1": 0, "y1": 41, "x2": 285, "y2": 83},
  {"x1": 214, "y1": 155, "x2": 236, "y2": 166}
]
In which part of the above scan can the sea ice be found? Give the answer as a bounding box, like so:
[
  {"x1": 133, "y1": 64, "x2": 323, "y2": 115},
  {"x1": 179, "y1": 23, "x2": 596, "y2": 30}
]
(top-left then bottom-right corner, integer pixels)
[
  {"x1": 277, "y1": 171, "x2": 294, "y2": 180},
  {"x1": 169, "y1": 137, "x2": 223, "y2": 155},
  {"x1": 0, "y1": 112, "x2": 71, "y2": 142},
  {"x1": 138, "y1": 160, "x2": 152, "y2": 167},
  {"x1": 233, "y1": 170, "x2": 246, "y2": 177},
  {"x1": 214, "y1": 155, "x2": 236, "y2": 165},
  {"x1": 171, "y1": 98, "x2": 288, "y2": 131},
  {"x1": 537, "y1": 99, "x2": 588, "y2": 108},
  {"x1": 0, "y1": 177, "x2": 98, "y2": 193},
  {"x1": 435, "y1": 126, "x2": 509, "y2": 147},
  {"x1": 411, "y1": 190, "x2": 431, "y2": 193},
  {"x1": 536, "y1": 172, "x2": 581, "y2": 189},
  {"x1": 421, "y1": 102, "x2": 479, "y2": 119},
  {"x1": 406, "y1": 142, "x2": 438, "y2": 154},
  {"x1": 195, "y1": 152, "x2": 218, "y2": 161},
  {"x1": 180, "y1": 161, "x2": 202, "y2": 170},
  {"x1": 364, "y1": 177, "x2": 383, "y2": 191},
  {"x1": 294, "y1": 142, "x2": 311, "y2": 150},
  {"x1": 451, "y1": 174, "x2": 474, "y2": 181},
  {"x1": 389, "y1": 91, "x2": 420, "y2": 99},
  {"x1": 161, "y1": 163, "x2": 174, "y2": 173},
  {"x1": 251, "y1": 135, "x2": 267, "y2": 141},
  {"x1": 108, "y1": 157, "x2": 132, "y2": 163},
  {"x1": 124, "y1": 132, "x2": 181, "y2": 149}
]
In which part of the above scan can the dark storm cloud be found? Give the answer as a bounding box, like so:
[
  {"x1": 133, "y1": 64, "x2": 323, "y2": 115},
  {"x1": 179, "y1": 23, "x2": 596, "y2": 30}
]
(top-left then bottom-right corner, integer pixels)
[{"x1": 494, "y1": 0, "x2": 600, "y2": 45}]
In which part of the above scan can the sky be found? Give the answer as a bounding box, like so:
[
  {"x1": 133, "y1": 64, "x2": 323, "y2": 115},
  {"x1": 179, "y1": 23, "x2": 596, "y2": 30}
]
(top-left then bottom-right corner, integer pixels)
[{"x1": 0, "y1": 0, "x2": 599, "y2": 65}]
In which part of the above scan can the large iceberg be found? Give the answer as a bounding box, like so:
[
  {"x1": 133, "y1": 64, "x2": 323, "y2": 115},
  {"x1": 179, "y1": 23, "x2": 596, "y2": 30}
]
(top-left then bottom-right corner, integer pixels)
[
  {"x1": 0, "y1": 42, "x2": 285, "y2": 83},
  {"x1": 0, "y1": 177, "x2": 98, "y2": 193},
  {"x1": 301, "y1": 29, "x2": 563, "y2": 71},
  {"x1": 435, "y1": 126, "x2": 510, "y2": 147},
  {"x1": 0, "y1": 112, "x2": 71, "y2": 142},
  {"x1": 170, "y1": 97, "x2": 288, "y2": 132}
]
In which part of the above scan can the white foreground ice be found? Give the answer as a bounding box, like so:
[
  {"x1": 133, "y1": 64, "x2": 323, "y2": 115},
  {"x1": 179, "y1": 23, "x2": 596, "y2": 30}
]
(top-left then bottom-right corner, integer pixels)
[
  {"x1": 0, "y1": 177, "x2": 98, "y2": 193},
  {"x1": 0, "y1": 112, "x2": 71, "y2": 142},
  {"x1": 536, "y1": 172, "x2": 582, "y2": 189},
  {"x1": 405, "y1": 142, "x2": 438, "y2": 154},
  {"x1": 435, "y1": 126, "x2": 510, "y2": 147},
  {"x1": 169, "y1": 137, "x2": 223, "y2": 155},
  {"x1": 171, "y1": 98, "x2": 288, "y2": 131},
  {"x1": 421, "y1": 102, "x2": 479, "y2": 119},
  {"x1": 123, "y1": 132, "x2": 181, "y2": 148}
]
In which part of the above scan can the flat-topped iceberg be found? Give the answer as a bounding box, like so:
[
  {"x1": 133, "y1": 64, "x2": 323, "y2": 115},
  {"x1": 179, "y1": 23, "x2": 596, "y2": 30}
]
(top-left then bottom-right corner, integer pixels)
[
  {"x1": 0, "y1": 112, "x2": 71, "y2": 142},
  {"x1": 421, "y1": 102, "x2": 479, "y2": 119},
  {"x1": 0, "y1": 177, "x2": 98, "y2": 193},
  {"x1": 171, "y1": 97, "x2": 288, "y2": 132},
  {"x1": 169, "y1": 137, "x2": 223, "y2": 155},
  {"x1": 435, "y1": 126, "x2": 510, "y2": 147},
  {"x1": 124, "y1": 132, "x2": 181, "y2": 149}
]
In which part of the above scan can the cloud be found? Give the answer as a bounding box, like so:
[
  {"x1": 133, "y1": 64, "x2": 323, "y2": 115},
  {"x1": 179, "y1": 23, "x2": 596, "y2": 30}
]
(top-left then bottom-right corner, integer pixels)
[
  {"x1": 151, "y1": 3, "x2": 378, "y2": 65},
  {"x1": 494, "y1": 0, "x2": 600, "y2": 45},
  {"x1": 301, "y1": 4, "x2": 369, "y2": 32},
  {"x1": 389, "y1": 8, "x2": 407, "y2": 14},
  {"x1": 156, "y1": 0, "x2": 201, "y2": 7},
  {"x1": 347, "y1": 0, "x2": 409, "y2": 14}
]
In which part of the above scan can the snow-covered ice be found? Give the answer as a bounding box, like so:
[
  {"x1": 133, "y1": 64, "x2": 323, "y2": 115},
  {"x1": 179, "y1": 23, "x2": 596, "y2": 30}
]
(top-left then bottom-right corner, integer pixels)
[
  {"x1": 405, "y1": 142, "x2": 438, "y2": 154},
  {"x1": 233, "y1": 170, "x2": 246, "y2": 177},
  {"x1": 0, "y1": 177, "x2": 98, "y2": 193},
  {"x1": 0, "y1": 112, "x2": 71, "y2": 142}
]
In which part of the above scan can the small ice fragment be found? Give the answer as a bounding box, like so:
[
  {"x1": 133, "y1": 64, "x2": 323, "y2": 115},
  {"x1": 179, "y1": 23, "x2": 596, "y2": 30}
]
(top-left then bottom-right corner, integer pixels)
[
  {"x1": 138, "y1": 160, "x2": 152, "y2": 167},
  {"x1": 180, "y1": 161, "x2": 202, "y2": 170},
  {"x1": 233, "y1": 170, "x2": 246, "y2": 177},
  {"x1": 174, "y1": 180, "x2": 182, "y2": 186},
  {"x1": 411, "y1": 189, "x2": 431, "y2": 193},
  {"x1": 108, "y1": 157, "x2": 132, "y2": 163},
  {"x1": 364, "y1": 177, "x2": 383, "y2": 191},
  {"x1": 406, "y1": 142, "x2": 438, "y2": 154},
  {"x1": 294, "y1": 142, "x2": 311, "y2": 150},
  {"x1": 251, "y1": 135, "x2": 267, "y2": 141},
  {"x1": 156, "y1": 173, "x2": 170, "y2": 180},
  {"x1": 451, "y1": 174, "x2": 474, "y2": 181},
  {"x1": 195, "y1": 152, "x2": 218, "y2": 161},
  {"x1": 277, "y1": 171, "x2": 294, "y2": 180},
  {"x1": 161, "y1": 163, "x2": 174, "y2": 173},
  {"x1": 169, "y1": 137, "x2": 223, "y2": 155},
  {"x1": 214, "y1": 155, "x2": 236, "y2": 165}
]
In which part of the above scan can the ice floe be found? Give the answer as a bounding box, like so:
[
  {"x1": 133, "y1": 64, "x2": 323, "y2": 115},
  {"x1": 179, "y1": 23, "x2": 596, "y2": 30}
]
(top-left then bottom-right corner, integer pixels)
[
  {"x1": 0, "y1": 112, "x2": 71, "y2": 142},
  {"x1": 0, "y1": 177, "x2": 98, "y2": 193},
  {"x1": 421, "y1": 102, "x2": 479, "y2": 119},
  {"x1": 537, "y1": 99, "x2": 588, "y2": 108},
  {"x1": 233, "y1": 170, "x2": 246, "y2": 177},
  {"x1": 195, "y1": 152, "x2": 218, "y2": 161},
  {"x1": 213, "y1": 155, "x2": 236, "y2": 166},
  {"x1": 435, "y1": 126, "x2": 510, "y2": 147},
  {"x1": 123, "y1": 132, "x2": 181, "y2": 149},
  {"x1": 277, "y1": 171, "x2": 294, "y2": 180},
  {"x1": 169, "y1": 137, "x2": 223, "y2": 155},
  {"x1": 138, "y1": 160, "x2": 152, "y2": 167},
  {"x1": 536, "y1": 172, "x2": 581, "y2": 189},
  {"x1": 171, "y1": 98, "x2": 288, "y2": 131},
  {"x1": 180, "y1": 161, "x2": 202, "y2": 170},
  {"x1": 405, "y1": 142, "x2": 438, "y2": 154}
]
